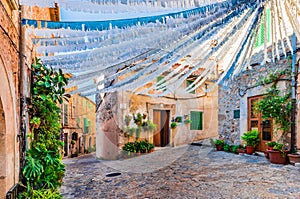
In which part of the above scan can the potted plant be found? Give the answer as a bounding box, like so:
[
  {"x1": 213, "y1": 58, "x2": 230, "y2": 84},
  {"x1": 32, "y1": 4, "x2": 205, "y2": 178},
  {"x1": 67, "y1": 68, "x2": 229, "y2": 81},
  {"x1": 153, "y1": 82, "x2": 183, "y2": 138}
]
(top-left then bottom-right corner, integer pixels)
[
  {"x1": 223, "y1": 143, "x2": 230, "y2": 152},
  {"x1": 268, "y1": 142, "x2": 288, "y2": 164},
  {"x1": 171, "y1": 122, "x2": 177, "y2": 129},
  {"x1": 266, "y1": 141, "x2": 277, "y2": 150},
  {"x1": 124, "y1": 115, "x2": 132, "y2": 126},
  {"x1": 133, "y1": 113, "x2": 143, "y2": 126},
  {"x1": 136, "y1": 126, "x2": 142, "y2": 140},
  {"x1": 210, "y1": 139, "x2": 224, "y2": 151},
  {"x1": 287, "y1": 150, "x2": 300, "y2": 165},
  {"x1": 237, "y1": 145, "x2": 246, "y2": 154},
  {"x1": 264, "y1": 141, "x2": 277, "y2": 159},
  {"x1": 184, "y1": 119, "x2": 192, "y2": 124},
  {"x1": 241, "y1": 130, "x2": 260, "y2": 155}
]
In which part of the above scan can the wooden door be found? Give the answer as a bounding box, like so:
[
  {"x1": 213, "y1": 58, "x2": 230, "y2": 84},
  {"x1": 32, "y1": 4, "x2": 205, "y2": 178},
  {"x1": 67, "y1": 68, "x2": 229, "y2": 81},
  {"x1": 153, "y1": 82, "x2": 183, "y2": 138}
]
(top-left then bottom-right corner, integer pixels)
[
  {"x1": 248, "y1": 96, "x2": 272, "y2": 152},
  {"x1": 64, "y1": 133, "x2": 68, "y2": 156},
  {"x1": 153, "y1": 110, "x2": 170, "y2": 147}
]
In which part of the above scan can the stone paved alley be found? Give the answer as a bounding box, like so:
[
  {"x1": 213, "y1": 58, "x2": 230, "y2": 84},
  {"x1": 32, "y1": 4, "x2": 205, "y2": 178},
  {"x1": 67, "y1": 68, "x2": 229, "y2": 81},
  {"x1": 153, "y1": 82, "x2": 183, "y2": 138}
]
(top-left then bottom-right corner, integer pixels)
[{"x1": 60, "y1": 144, "x2": 300, "y2": 199}]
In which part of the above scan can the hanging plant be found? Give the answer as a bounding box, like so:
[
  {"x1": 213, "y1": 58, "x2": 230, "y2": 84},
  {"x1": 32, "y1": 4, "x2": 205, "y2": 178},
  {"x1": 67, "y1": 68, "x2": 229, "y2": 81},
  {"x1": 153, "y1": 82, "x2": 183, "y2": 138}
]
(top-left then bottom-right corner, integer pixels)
[
  {"x1": 20, "y1": 58, "x2": 69, "y2": 198},
  {"x1": 171, "y1": 122, "x2": 178, "y2": 129}
]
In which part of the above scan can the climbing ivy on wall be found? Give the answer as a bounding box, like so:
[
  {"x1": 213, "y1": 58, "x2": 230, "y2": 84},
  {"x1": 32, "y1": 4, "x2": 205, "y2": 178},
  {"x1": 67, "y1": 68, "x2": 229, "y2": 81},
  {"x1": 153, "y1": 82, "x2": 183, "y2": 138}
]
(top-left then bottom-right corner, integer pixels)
[
  {"x1": 20, "y1": 58, "x2": 69, "y2": 198},
  {"x1": 254, "y1": 64, "x2": 292, "y2": 141}
]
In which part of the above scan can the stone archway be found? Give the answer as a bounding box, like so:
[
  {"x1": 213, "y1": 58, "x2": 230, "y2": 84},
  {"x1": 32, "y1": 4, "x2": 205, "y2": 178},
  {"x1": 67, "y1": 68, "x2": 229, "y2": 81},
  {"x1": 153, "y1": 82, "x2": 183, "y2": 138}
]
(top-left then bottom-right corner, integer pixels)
[{"x1": 0, "y1": 98, "x2": 6, "y2": 198}]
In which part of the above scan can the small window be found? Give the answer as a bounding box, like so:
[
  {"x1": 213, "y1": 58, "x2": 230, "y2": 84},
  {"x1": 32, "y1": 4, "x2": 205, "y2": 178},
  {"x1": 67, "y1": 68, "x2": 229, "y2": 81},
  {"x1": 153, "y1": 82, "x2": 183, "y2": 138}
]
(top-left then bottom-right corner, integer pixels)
[
  {"x1": 84, "y1": 118, "x2": 89, "y2": 134},
  {"x1": 63, "y1": 104, "x2": 68, "y2": 126},
  {"x1": 186, "y1": 80, "x2": 195, "y2": 94},
  {"x1": 190, "y1": 111, "x2": 203, "y2": 130},
  {"x1": 71, "y1": 103, "x2": 76, "y2": 119}
]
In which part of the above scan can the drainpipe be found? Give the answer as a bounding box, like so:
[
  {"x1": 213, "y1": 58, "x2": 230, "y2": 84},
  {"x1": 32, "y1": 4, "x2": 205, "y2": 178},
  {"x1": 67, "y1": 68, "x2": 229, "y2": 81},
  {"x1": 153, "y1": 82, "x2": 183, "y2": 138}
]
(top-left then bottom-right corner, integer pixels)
[
  {"x1": 290, "y1": 33, "x2": 297, "y2": 153},
  {"x1": 18, "y1": 4, "x2": 29, "y2": 182}
]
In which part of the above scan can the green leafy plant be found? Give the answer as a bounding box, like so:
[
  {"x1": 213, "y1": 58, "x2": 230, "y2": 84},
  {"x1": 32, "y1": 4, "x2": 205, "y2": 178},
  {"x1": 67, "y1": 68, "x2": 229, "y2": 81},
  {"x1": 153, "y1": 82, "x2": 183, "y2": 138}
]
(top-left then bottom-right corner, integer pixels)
[
  {"x1": 175, "y1": 116, "x2": 183, "y2": 123},
  {"x1": 273, "y1": 142, "x2": 286, "y2": 157},
  {"x1": 171, "y1": 122, "x2": 177, "y2": 129},
  {"x1": 128, "y1": 127, "x2": 136, "y2": 137},
  {"x1": 184, "y1": 119, "x2": 192, "y2": 124},
  {"x1": 223, "y1": 143, "x2": 230, "y2": 152},
  {"x1": 142, "y1": 120, "x2": 157, "y2": 132},
  {"x1": 136, "y1": 126, "x2": 142, "y2": 140},
  {"x1": 122, "y1": 140, "x2": 154, "y2": 154},
  {"x1": 266, "y1": 141, "x2": 277, "y2": 147},
  {"x1": 124, "y1": 115, "x2": 132, "y2": 126},
  {"x1": 230, "y1": 145, "x2": 239, "y2": 154},
  {"x1": 20, "y1": 58, "x2": 69, "y2": 198},
  {"x1": 254, "y1": 66, "x2": 292, "y2": 142},
  {"x1": 133, "y1": 113, "x2": 143, "y2": 126},
  {"x1": 241, "y1": 130, "x2": 260, "y2": 147},
  {"x1": 210, "y1": 139, "x2": 224, "y2": 147}
]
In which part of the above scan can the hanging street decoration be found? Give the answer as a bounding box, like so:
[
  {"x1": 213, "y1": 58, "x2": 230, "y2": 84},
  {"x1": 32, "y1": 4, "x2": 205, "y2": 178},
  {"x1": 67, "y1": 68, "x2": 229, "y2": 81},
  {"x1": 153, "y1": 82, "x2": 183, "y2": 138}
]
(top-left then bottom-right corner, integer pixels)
[{"x1": 23, "y1": 0, "x2": 300, "y2": 98}]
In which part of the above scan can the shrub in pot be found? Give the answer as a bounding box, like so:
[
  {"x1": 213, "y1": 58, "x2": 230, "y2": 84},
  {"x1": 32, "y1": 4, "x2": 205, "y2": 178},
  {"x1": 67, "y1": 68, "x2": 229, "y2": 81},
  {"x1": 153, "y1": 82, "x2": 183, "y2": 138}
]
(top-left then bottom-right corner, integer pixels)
[
  {"x1": 241, "y1": 130, "x2": 260, "y2": 155},
  {"x1": 268, "y1": 143, "x2": 288, "y2": 164},
  {"x1": 265, "y1": 141, "x2": 277, "y2": 159},
  {"x1": 237, "y1": 145, "x2": 246, "y2": 154},
  {"x1": 210, "y1": 139, "x2": 224, "y2": 151},
  {"x1": 266, "y1": 141, "x2": 277, "y2": 150}
]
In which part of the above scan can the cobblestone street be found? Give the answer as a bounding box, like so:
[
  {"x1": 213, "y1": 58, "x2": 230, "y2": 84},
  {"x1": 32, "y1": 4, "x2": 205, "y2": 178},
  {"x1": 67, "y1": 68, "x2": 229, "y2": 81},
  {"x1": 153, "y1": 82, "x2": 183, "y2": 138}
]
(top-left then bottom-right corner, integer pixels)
[{"x1": 60, "y1": 144, "x2": 300, "y2": 199}]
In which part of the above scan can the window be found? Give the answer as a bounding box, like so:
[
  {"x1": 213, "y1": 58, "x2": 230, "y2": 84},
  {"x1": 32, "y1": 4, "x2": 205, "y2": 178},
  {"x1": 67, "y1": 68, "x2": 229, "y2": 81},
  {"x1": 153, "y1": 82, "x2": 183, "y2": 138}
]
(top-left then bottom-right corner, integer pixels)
[
  {"x1": 84, "y1": 118, "x2": 89, "y2": 134},
  {"x1": 71, "y1": 103, "x2": 76, "y2": 119},
  {"x1": 63, "y1": 104, "x2": 68, "y2": 126},
  {"x1": 190, "y1": 111, "x2": 203, "y2": 130},
  {"x1": 156, "y1": 76, "x2": 166, "y2": 91},
  {"x1": 186, "y1": 80, "x2": 195, "y2": 94}
]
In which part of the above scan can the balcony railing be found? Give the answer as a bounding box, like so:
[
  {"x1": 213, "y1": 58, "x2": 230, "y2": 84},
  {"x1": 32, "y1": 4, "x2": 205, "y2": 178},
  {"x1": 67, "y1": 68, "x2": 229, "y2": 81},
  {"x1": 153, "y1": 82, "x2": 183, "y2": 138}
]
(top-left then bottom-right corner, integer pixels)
[{"x1": 6, "y1": 183, "x2": 19, "y2": 199}]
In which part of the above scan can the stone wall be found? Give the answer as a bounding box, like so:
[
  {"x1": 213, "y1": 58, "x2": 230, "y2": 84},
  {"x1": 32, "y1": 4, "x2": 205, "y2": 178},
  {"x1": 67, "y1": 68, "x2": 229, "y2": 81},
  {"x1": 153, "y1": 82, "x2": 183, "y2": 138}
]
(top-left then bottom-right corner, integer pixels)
[
  {"x1": 0, "y1": 1, "x2": 20, "y2": 197},
  {"x1": 218, "y1": 53, "x2": 297, "y2": 145}
]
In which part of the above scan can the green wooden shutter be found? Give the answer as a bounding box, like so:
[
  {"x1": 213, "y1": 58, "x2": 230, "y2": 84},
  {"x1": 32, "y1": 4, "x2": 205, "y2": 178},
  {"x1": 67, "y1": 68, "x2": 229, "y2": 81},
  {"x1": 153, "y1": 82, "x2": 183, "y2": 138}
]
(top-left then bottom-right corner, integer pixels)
[
  {"x1": 84, "y1": 118, "x2": 89, "y2": 133},
  {"x1": 190, "y1": 111, "x2": 203, "y2": 130}
]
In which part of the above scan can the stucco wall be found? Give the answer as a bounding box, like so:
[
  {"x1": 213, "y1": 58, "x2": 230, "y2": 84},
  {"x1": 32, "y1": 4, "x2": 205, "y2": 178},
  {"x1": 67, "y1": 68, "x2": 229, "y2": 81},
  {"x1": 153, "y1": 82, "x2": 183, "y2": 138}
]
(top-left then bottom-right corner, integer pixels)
[{"x1": 96, "y1": 75, "x2": 219, "y2": 159}]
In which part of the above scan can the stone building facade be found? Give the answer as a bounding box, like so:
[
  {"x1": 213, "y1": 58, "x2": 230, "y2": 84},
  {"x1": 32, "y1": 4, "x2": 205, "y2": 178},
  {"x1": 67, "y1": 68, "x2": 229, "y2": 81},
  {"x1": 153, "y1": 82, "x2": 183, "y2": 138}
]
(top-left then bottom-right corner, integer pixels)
[
  {"x1": 0, "y1": 2, "x2": 60, "y2": 197},
  {"x1": 62, "y1": 94, "x2": 96, "y2": 158},
  {"x1": 218, "y1": 49, "x2": 300, "y2": 152},
  {"x1": 0, "y1": 0, "x2": 21, "y2": 197}
]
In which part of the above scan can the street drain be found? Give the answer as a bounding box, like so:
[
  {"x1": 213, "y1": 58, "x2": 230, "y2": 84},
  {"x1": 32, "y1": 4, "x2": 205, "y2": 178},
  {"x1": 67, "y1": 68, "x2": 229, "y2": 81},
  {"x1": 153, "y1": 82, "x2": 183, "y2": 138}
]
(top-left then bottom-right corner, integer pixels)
[
  {"x1": 106, "y1": 172, "x2": 121, "y2": 177},
  {"x1": 190, "y1": 142, "x2": 202, "y2": 146}
]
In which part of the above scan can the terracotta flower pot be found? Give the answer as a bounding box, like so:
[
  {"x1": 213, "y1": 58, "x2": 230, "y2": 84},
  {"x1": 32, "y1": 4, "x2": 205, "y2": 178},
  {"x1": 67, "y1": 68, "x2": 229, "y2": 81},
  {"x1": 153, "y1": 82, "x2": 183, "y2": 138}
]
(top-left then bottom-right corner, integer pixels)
[
  {"x1": 237, "y1": 148, "x2": 245, "y2": 154},
  {"x1": 216, "y1": 145, "x2": 223, "y2": 151},
  {"x1": 267, "y1": 146, "x2": 274, "y2": 151},
  {"x1": 268, "y1": 150, "x2": 287, "y2": 164},
  {"x1": 287, "y1": 154, "x2": 300, "y2": 165},
  {"x1": 246, "y1": 146, "x2": 255, "y2": 155},
  {"x1": 264, "y1": 151, "x2": 269, "y2": 159}
]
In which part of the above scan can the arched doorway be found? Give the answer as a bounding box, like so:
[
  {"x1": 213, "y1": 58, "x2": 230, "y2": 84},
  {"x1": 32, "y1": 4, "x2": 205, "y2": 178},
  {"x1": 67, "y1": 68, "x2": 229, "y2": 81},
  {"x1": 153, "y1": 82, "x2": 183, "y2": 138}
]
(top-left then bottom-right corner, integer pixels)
[{"x1": 0, "y1": 98, "x2": 6, "y2": 198}]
